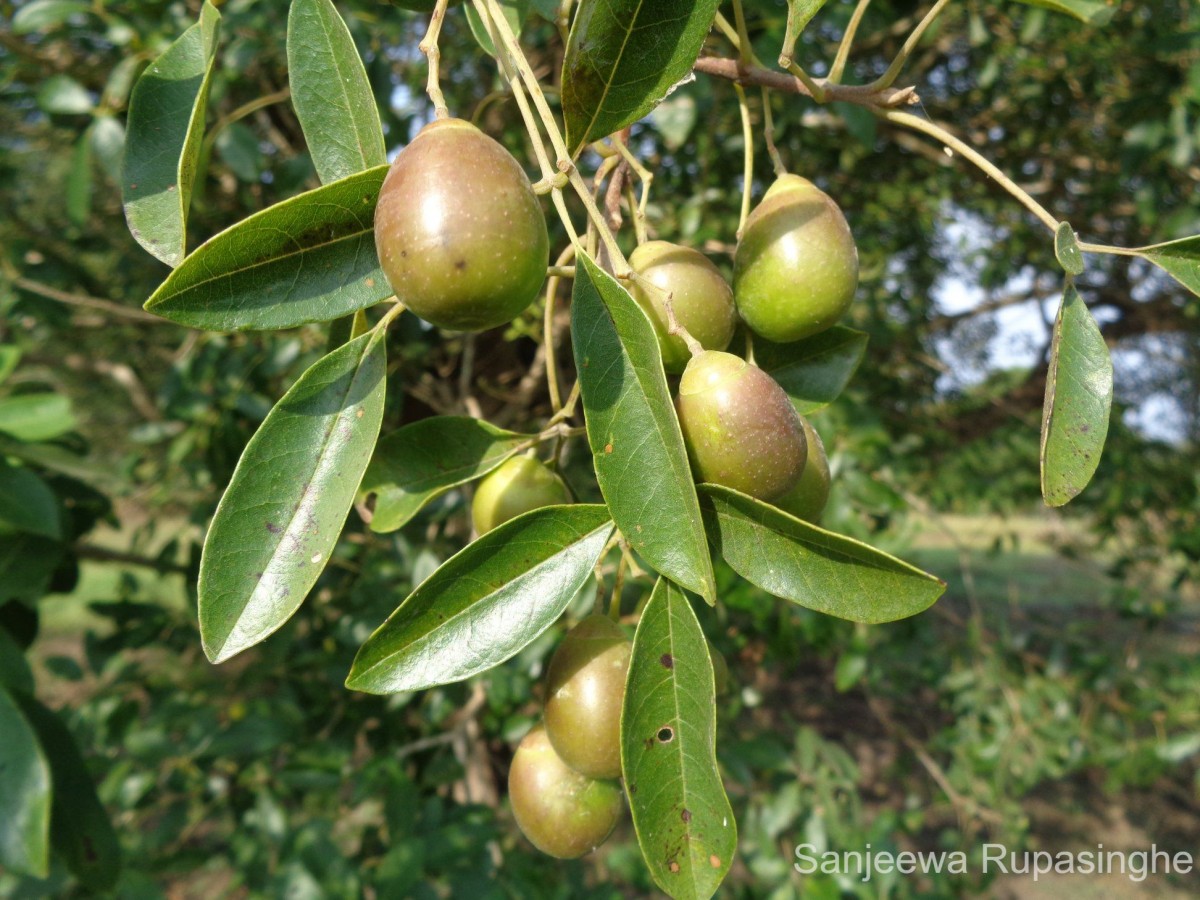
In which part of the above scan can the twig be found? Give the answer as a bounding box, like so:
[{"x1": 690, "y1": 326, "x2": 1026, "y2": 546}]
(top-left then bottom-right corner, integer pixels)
[
  {"x1": 10, "y1": 275, "x2": 161, "y2": 323},
  {"x1": 868, "y1": 0, "x2": 953, "y2": 91},
  {"x1": 693, "y1": 56, "x2": 918, "y2": 108},
  {"x1": 829, "y1": 0, "x2": 873, "y2": 84},
  {"x1": 419, "y1": 0, "x2": 453, "y2": 118}
]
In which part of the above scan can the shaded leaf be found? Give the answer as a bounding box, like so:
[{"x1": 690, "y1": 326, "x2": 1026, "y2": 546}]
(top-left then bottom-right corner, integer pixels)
[
  {"x1": 199, "y1": 330, "x2": 387, "y2": 663},
  {"x1": 570, "y1": 252, "x2": 715, "y2": 603},
  {"x1": 1012, "y1": 0, "x2": 1116, "y2": 26},
  {"x1": 0, "y1": 627, "x2": 34, "y2": 693},
  {"x1": 0, "y1": 463, "x2": 62, "y2": 540},
  {"x1": 89, "y1": 115, "x2": 125, "y2": 183},
  {"x1": 1040, "y1": 283, "x2": 1113, "y2": 507},
  {"x1": 0, "y1": 346, "x2": 20, "y2": 385},
  {"x1": 753, "y1": 326, "x2": 867, "y2": 415},
  {"x1": 347, "y1": 505, "x2": 614, "y2": 693},
  {"x1": 465, "y1": 0, "x2": 530, "y2": 57},
  {"x1": 144, "y1": 166, "x2": 390, "y2": 331},
  {"x1": 0, "y1": 688, "x2": 51, "y2": 879},
  {"x1": 362, "y1": 417, "x2": 534, "y2": 533},
  {"x1": 14, "y1": 695, "x2": 121, "y2": 890},
  {"x1": 12, "y1": 0, "x2": 91, "y2": 34},
  {"x1": 66, "y1": 130, "x2": 93, "y2": 226},
  {"x1": 36, "y1": 74, "x2": 93, "y2": 115},
  {"x1": 1138, "y1": 234, "x2": 1200, "y2": 297},
  {"x1": 0, "y1": 394, "x2": 76, "y2": 443},
  {"x1": 561, "y1": 0, "x2": 720, "y2": 156},
  {"x1": 0, "y1": 536, "x2": 66, "y2": 604},
  {"x1": 122, "y1": 1, "x2": 221, "y2": 267},
  {"x1": 622, "y1": 578, "x2": 734, "y2": 900},
  {"x1": 288, "y1": 0, "x2": 387, "y2": 184},
  {"x1": 700, "y1": 485, "x2": 945, "y2": 623},
  {"x1": 1054, "y1": 221, "x2": 1084, "y2": 275},
  {"x1": 781, "y1": 0, "x2": 829, "y2": 65}
]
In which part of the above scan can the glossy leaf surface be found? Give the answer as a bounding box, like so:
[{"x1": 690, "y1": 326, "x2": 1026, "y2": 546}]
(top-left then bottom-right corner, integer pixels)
[
  {"x1": 1040, "y1": 283, "x2": 1113, "y2": 507},
  {"x1": 362, "y1": 416, "x2": 533, "y2": 533},
  {"x1": 200, "y1": 330, "x2": 387, "y2": 663},
  {"x1": 700, "y1": 485, "x2": 945, "y2": 623},
  {"x1": 622, "y1": 579, "x2": 734, "y2": 900},
  {"x1": 753, "y1": 326, "x2": 868, "y2": 415},
  {"x1": 0, "y1": 688, "x2": 50, "y2": 879},
  {"x1": 122, "y1": 1, "x2": 221, "y2": 267},
  {"x1": 145, "y1": 166, "x2": 390, "y2": 331},
  {"x1": 347, "y1": 505, "x2": 613, "y2": 693},
  {"x1": 571, "y1": 251, "x2": 715, "y2": 603}
]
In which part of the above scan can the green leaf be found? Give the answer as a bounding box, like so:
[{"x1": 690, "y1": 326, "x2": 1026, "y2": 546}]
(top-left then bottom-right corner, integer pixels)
[
  {"x1": 0, "y1": 394, "x2": 77, "y2": 442},
  {"x1": 144, "y1": 166, "x2": 390, "y2": 331},
  {"x1": 0, "y1": 689, "x2": 51, "y2": 879},
  {"x1": 622, "y1": 578, "x2": 735, "y2": 900},
  {"x1": 12, "y1": 0, "x2": 92, "y2": 34},
  {"x1": 214, "y1": 121, "x2": 262, "y2": 182},
  {"x1": 287, "y1": 0, "x2": 387, "y2": 184},
  {"x1": 362, "y1": 417, "x2": 534, "y2": 533},
  {"x1": 346, "y1": 505, "x2": 614, "y2": 694},
  {"x1": 0, "y1": 536, "x2": 66, "y2": 603},
  {"x1": 1011, "y1": 0, "x2": 1116, "y2": 26},
  {"x1": 0, "y1": 627, "x2": 34, "y2": 693},
  {"x1": 465, "y1": 0, "x2": 530, "y2": 58},
  {"x1": 122, "y1": 1, "x2": 221, "y2": 267},
  {"x1": 89, "y1": 115, "x2": 125, "y2": 183},
  {"x1": 1040, "y1": 283, "x2": 1113, "y2": 507},
  {"x1": 66, "y1": 130, "x2": 93, "y2": 227},
  {"x1": 36, "y1": 74, "x2": 94, "y2": 115},
  {"x1": 0, "y1": 463, "x2": 62, "y2": 540},
  {"x1": 199, "y1": 330, "x2": 387, "y2": 663},
  {"x1": 561, "y1": 0, "x2": 721, "y2": 156},
  {"x1": 753, "y1": 326, "x2": 868, "y2": 415},
  {"x1": 14, "y1": 695, "x2": 120, "y2": 890},
  {"x1": 699, "y1": 485, "x2": 945, "y2": 623},
  {"x1": 1054, "y1": 222, "x2": 1084, "y2": 275},
  {"x1": 781, "y1": 0, "x2": 829, "y2": 65},
  {"x1": 1138, "y1": 234, "x2": 1200, "y2": 297},
  {"x1": 570, "y1": 252, "x2": 716, "y2": 604},
  {"x1": 0, "y1": 346, "x2": 21, "y2": 385}
]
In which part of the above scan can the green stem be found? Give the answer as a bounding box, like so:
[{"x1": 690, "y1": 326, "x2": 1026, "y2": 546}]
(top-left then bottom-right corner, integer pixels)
[
  {"x1": 867, "y1": 0, "x2": 953, "y2": 92},
  {"x1": 733, "y1": 82, "x2": 754, "y2": 237},
  {"x1": 829, "y1": 0, "x2": 872, "y2": 84}
]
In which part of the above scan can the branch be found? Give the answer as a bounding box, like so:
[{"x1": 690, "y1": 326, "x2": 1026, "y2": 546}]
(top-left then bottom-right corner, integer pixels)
[
  {"x1": 692, "y1": 56, "x2": 919, "y2": 109},
  {"x1": 10, "y1": 275, "x2": 162, "y2": 323}
]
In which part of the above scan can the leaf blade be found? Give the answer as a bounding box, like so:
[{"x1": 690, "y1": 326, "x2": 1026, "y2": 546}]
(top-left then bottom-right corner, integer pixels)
[
  {"x1": 0, "y1": 688, "x2": 51, "y2": 879},
  {"x1": 362, "y1": 416, "x2": 535, "y2": 533},
  {"x1": 122, "y1": 1, "x2": 221, "y2": 267},
  {"x1": 700, "y1": 485, "x2": 945, "y2": 623},
  {"x1": 199, "y1": 330, "x2": 387, "y2": 663},
  {"x1": 570, "y1": 252, "x2": 715, "y2": 603},
  {"x1": 561, "y1": 0, "x2": 720, "y2": 155},
  {"x1": 1054, "y1": 221, "x2": 1084, "y2": 275},
  {"x1": 1011, "y1": 0, "x2": 1116, "y2": 26},
  {"x1": 1040, "y1": 283, "x2": 1113, "y2": 507},
  {"x1": 288, "y1": 0, "x2": 387, "y2": 185},
  {"x1": 346, "y1": 505, "x2": 614, "y2": 694},
  {"x1": 144, "y1": 166, "x2": 390, "y2": 331},
  {"x1": 622, "y1": 578, "x2": 735, "y2": 900},
  {"x1": 0, "y1": 394, "x2": 77, "y2": 443},
  {"x1": 1138, "y1": 234, "x2": 1200, "y2": 297},
  {"x1": 752, "y1": 326, "x2": 868, "y2": 415}
]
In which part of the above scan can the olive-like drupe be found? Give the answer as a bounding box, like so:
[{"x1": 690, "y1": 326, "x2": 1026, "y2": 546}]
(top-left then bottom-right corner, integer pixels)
[
  {"x1": 628, "y1": 241, "x2": 737, "y2": 373},
  {"x1": 544, "y1": 614, "x2": 631, "y2": 780},
  {"x1": 508, "y1": 724, "x2": 623, "y2": 859},
  {"x1": 675, "y1": 351, "x2": 807, "y2": 501},
  {"x1": 733, "y1": 174, "x2": 859, "y2": 343},
  {"x1": 472, "y1": 455, "x2": 570, "y2": 536},
  {"x1": 774, "y1": 417, "x2": 831, "y2": 522},
  {"x1": 374, "y1": 118, "x2": 549, "y2": 332}
]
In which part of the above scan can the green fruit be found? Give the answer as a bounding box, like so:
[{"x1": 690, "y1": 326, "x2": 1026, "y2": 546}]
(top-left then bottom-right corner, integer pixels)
[
  {"x1": 675, "y1": 350, "x2": 807, "y2": 501},
  {"x1": 472, "y1": 455, "x2": 570, "y2": 535},
  {"x1": 374, "y1": 118, "x2": 549, "y2": 332},
  {"x1": 544, "y1": 614, "x2": 631, "y2": 780},
  {"x1": 628, "y1": 241, "x2": 737, "y2": 374},
  {"x1": 733, "y1": 174, "x2": 859, "y2": 343},
  {"x1": 774, "y1": 417, "x2": 831, "y2": 522},
  {"x1": 508, "y1": 724, "x2": 623, "y2": 859}
]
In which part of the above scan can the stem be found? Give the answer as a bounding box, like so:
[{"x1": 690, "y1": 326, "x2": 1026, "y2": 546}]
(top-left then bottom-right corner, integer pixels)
[
  {"x1": 611, "y1": 136, "x2": 653, "y2": 242},
  {"x1": 632, "y1": 271, "x2": 703, "y2": 358},
  {"x1": 543, "y1": 243, "x2": 576, "y2": 413},
  {"x1": 609, "y1": 549, "x2": 628, "y2": 621},
  {"x1": 761, "y1": 86, "x2": 786, "y2": 177},
  {"x1": 731, "y1": 0, "x2": 762, "y2": 67},
  {"x1": 868, "y1": 0, "x2": 953, "y2": 92},
  {"x1": 1079, "y1": 242, "x2": 1142, "y2": 258},
  {"x1": 693, "y1": 57, "x2": 917, "y2": 109},
  {"x1": 418, "y1": 0, "x2": 452, "y2": 118},
  {"x1": 881, "y1": 110, "x2": 1059, "y2": 233},
  {"x1": 624, "y1": 180, "x2": 647, "y2": 245},
  {"x1": 202, "y1": 87, "x2": 291, "y2": 158},
  {"x1": 733, "y1": 82, "x2": 754, "y2": 237},
  {"x1": 830, "y1": 0, "x2": 872, "y2": 84}
]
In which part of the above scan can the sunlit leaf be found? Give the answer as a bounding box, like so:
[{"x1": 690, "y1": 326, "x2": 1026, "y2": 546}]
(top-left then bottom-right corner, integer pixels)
[
  {"x1": 0, "y1": 394, "x2": 77, "y2": 443},
  {"x1": 465, "y1": 0, "x2": 530, "y2": 57},
  {"x1": 12, "y1": 0, "x2": 92, "y2": 34},
  {"x1": 36, "y1": 74, "x2": 94, "y2": 115},
  {"x1": 1011, "y1": 0, "x2": 1116, "y2": 26},
  {"x1": 1138, "y1": 234, "x2": 1200, "y2": 297},
  {"x1": 199, "y1": 330, "x2": 387, "y2": 663},
  {"x1": 1040, "y1": 283, "x2": 1112, "y2": 506},
  {"x1": 346, "y1": 505, "x2": 614, "y2": 693},
  {"x1": 1054, "y1": 221, "x2": 1084, "y2": 275},
  {"x1": 571, "y1": 251, "x2": 716, "y2": 603},
  {"x1": 622, "y1": 578, "x2": 734, "y2": 900}
]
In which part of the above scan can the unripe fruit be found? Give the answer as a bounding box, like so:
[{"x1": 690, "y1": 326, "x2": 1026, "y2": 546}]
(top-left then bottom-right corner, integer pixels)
[
  {"x1": 508, "y1": 724, "x2": 622, "y2": 859},
  {"x1": 472, "y1": 455, "x2": 570, "y2": 536},
  {"x1": 733, "y1": 174, "x2": 859, "y2": 343},
  {"x1": 675, "y1": 351, "x2": 807, "y2": 501},
  {"x1": 544, "y1": 614, "x2": 631, "y2": 780},
  {"x1": 774, "y1": 417, "x2": 831, "y2": 523},
  {"x1": 628, "y1": 241, "x2": 737, "y2": 374},
  {"x1": 374, "y1": 118, "x2": 549, "y2": 332}
]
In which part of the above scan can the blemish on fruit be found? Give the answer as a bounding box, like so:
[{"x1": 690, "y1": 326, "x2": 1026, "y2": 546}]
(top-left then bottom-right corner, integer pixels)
[{"x1": 660, "y1": 653, "x2": 674, "y2": 669}]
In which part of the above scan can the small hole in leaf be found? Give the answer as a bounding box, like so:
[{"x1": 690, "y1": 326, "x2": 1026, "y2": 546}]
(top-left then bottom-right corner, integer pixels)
[{"x1": 657, "y1": 726, "x2": 674, "y2": 743}]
